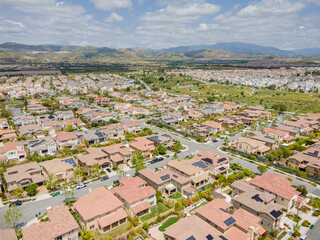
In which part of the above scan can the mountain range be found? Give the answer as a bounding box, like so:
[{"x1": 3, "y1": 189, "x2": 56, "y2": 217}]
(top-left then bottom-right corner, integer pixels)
[{"x1": 0, "y1": 42, "x2": 319, "y2": 62}]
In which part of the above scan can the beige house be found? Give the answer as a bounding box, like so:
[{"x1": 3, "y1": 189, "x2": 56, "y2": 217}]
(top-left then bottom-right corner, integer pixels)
[
  {"x1": 4, "y1": 162, "x2": 45, "y2": 192},
  {"x1": 71, "y1": 187, "x2": 127, "y2": 233},
  {"x1": 22, "y1": 205, "x2": 79, "y2": 240},
  {"x1": 42, "y1": 157, "x2": 77, "y2": 182},
  {"x1": 232, "y1": 137, "x2": 270, "y2": 155}
]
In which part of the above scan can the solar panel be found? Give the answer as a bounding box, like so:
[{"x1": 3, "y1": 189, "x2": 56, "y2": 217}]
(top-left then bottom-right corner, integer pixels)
[
  {"x1": 219, "y1": 208, "x2": 232, "y2": 215},
  {"x1": 224, "y1": 217, "x2": 236, "y2": 226},
  {"x1": 192, "y1": 161, "x2": 208, "y2": 169},
  {"x1": 49, "y1": 115, "x2": 55, "y2": 119},
  {"x1": 219, "y1": 167, "x2": 226, "y2": 171},
  {"x1": 160, "y1": 174, "x2": 170, "y2": 181},
  {"x1": 251, "y1": 194, "x2": 263, "y2": 203},
  {"x1": 202, "y1": 158, "x2": 213, "y2": 164},
  {"x1": 206, "y1": 234, "x2": 214, "y2": 240},
  {"x1": 173, "y1": 174, "x2": 178, "y2": 178},
  {"x1": 217, "y1": 157, "x2": 227, "y2": 163},
  {"x1": 186, "y1": 236, "x2": 196, "y2": 240},
  {"x1": 219, "y1": 235, "x2": 228, "y2": 240},
  {"x1": 61, "y1": 157, "x2": 76, "y2": 165},
  {"x1": 270, "y1": 210, "x2": 282, "y2": 219},
  {"x1": 95, "y1": 132, "x2": 104, "y2": 138}
]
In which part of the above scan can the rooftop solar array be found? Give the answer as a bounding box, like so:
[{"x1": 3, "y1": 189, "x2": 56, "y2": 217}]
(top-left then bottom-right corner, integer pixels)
[
  {"x1": 206, "y1": 234, "x2": 214, "y2": 240},
  {"x1": 309, "y1": 151, "x2": 319, "y2": 156},
  {"x1": 219, "y1": 208, "x2": 232, "y2": 215},
  {"x1": 224, "y1": 217, "x2": 236, "y2": 226},
  {"x1": 186, "y1": 236, "x2": 196, "y2": 240},
  {"x1": 61, "y1": 157, "x2": 76, "y2": 165},
  {"x1": 219, "y1": 235, "x2": 228, "y2": 240},
  {"x1": 148, "y1": 136, "x2": 162, "y2": 143},
  {"x1": 160, "y1": 174, "x2": 170, "y2": 181},
  {"x1": 192, "y1": 161, "x2": 208, "y2": 169},
  {"x1": 251, "y1": 194, "x2": 263, "y2": 203},
  {"x1": 30, "y1": 139, "x2": 46, "y2": 148},
  {"x1": 217, "y1": 157, "x2": 227, "y2": 163},
  {"x1": 95, "y1": 132, "x2": 104, "y2": 138},
  {"x1": 270, "y1": 210, "x2": 282, "y2": 219},
  {"x1": 202, "y1": 158, "x2": 213, "y2": 164},
  {"x1": 173, "y1": 174, "x2": 178, "y2": 178},
  {"x1": 219, "y1": 167, "x2": 226, "y2": 171},
  {"x1": 163, "y1": 134, "x2": 171, "y2": 138}
]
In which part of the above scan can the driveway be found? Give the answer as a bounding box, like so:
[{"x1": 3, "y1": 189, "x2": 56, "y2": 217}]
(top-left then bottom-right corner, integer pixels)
[{"x1": 149, "y1": 224, "x2": 164, "y2": 240}]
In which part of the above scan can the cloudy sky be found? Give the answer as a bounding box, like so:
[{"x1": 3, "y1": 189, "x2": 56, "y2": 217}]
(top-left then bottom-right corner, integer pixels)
[{"x1": 0, "y1": 0, "x2": 319, "y2": 50}]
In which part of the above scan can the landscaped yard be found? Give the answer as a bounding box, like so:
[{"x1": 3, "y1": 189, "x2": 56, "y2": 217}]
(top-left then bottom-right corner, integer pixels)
[
  {"x1": 140, "y1": 203, "x2": 169, "y2": 222},
  {"x1": 158, "y1": 217, "x2": 179, "y2": 232},
  {"x1": 286, "y1": 214, "x2": 301, "y2": 223},
  {"x1": 169, "y1": 193, "x2": 182, "y2": 199},
  {"x1": 299, "y1": 205, "x2": 311, "y2": 213},
  {"x1": 223, "y1": 189, "x2": 232, "y2": 195},
  {"x1": 190, "y1": 201, "x2": 208, "y2": 212},
  {"x1": 93, "y1": 222, "x2": 130, "y2": 240},
  {"x1": 312, "y1": 210, "x2": 320, "y2": 217}
]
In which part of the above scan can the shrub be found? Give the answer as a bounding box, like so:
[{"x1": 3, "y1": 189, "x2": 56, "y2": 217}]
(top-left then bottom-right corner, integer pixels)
[{"x1": 25, "y1": 184, "x2": 38, "y2": 196}]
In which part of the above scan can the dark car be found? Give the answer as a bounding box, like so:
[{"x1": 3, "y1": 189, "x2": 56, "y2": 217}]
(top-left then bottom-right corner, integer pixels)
[
  {"x1": 106, "y1": 168, "x2": 112, "y2": 173},
  {"x1": 158, "y1": 157, "x2": 164, "y2": 161},
  {"x1": 101, "y1": 176, "x2": 109, "y2": 181},
  {"x1": 150, "y1": 159, "x2": 157, "y2": 164},
  {"x1": 9, "y1": 200, "x2": 22, "y2": 207}
]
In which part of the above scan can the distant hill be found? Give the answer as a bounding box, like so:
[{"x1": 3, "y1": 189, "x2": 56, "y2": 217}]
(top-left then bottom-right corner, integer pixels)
[
  {"x1": 0, "y1": 42, "x2": 320, "y2": 62},
  {"x1": 160, "y1": 42, "x2": 302, "y2": 58}
]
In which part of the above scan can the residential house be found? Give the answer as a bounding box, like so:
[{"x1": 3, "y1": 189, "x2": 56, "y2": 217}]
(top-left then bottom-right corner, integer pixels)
[
  {"x1": 75, "y1": 129, "x2": 105, "y2": 145},
  {"x1": 77, "y1": 147, "x2": 110, "y2": 172},
  {"x1": 231, "y1": 181, "x2": 284, "y2": 231},
  {"x1": 263, "y1": 127, "x2": 294, "y2": 142},
  {"x1": 200, "y1": 121, "x2": 223, "y2": 134},
  {"x1": 22, "y1": 205, "x2": 79, "y2": 240},
  {"x1": 121, "y1": 120, "x2": 142, "y2": 133},
  {"x1": 272, "y1": 124, "x2": 300, "y2": 139},
  {"x1": 26, "y1": 137, "x2": 57, "y2": 156},
  {"x1": 138, "y1": 168, "x2": 193, "y2": 196},
  {"x1": 167, "y1": 158, "x2": 210, "y2": 189},
  {"x1": 0, "y1": 129, "x2": 17, "y2": 142},
  {"x1": 156, "y1": 114, "x2": 180, "y2": 127},
  {"x1": 193, "y1": 198, "x2": 266, "y2": 239},
  {"x1": 100, "y1": 123, "x2": 125, "y2": 140},
  {"x1": 248, "y1": 132, "x2": 278, "y2": 149},
  {"x1": 129, "y1": 137, "x2": 155, "y2": 158},
  {"x1": 187, "y1": 124, "x2": 212, "y2": 138},
  {"x1": 55, "y1": 132, "x2": 80, "y2": 149},
  {"x1": 284, "y1": 121, "x2": 313, "y2": 133},
  {"x1": 232, "y1": 137, "x2": 270, "y2": 156},
  {"x1": 12, "y1": 116, "x2": 37, "y2": 126},
  {"x1": 194, "y1": 150, "x2": 230, "y2": 176},
  {"x1": 147, "y1": 134, "x2": 174, "y2": 149},
  {"x1": 0, "y1": 141, "x2": 26, "y2": 162},
  {"x1": 4, "y1": 162, "x2": 45, "y2": 192},
  {"x1": 54, "y1": 111, "x2": 74, "y2": 121},
  {"x1": 27, "y1": 104, "x2": 48, "y2": 114},
  {"x1": 0, "y1": 229, "x2": 18, "y2": 240},
  {"x1": 111, "y1": 177, "x2": 156, "y2": 216},
  {"x1": 71, "y1": 187, "x2": 127, "y2": 233},
  {"x1": 101, "y1": 143, "x2": 133, "y2": 165},
  {"x1": 42, "y1": 157, "x2": 77, "y2": 182},
  {"x1": 0, "y1": 118, "x2": 9, "y2": 129},
  {"x1": 36, "y1": 114, "x2": 55, "y2": 124},
  {"x1": 18, "y1": 124, "x2": 44, "y2": 138},
  {"x1": 249, "y1": 174, "x2": 305, "y2": 209},
  {"x1": 64, "y1": 118, "x2": 85, "y2": 130}
]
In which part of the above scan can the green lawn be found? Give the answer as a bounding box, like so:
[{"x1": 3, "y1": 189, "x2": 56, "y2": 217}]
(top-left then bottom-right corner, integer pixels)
[
  {"x1": 140, "y1": 203, "x2": 169, "y2": 222},
  {"x1": 93, "y1": 222, "x2": 130, "y2": 240},
  {"x1": 223, "y1": 189, "x2": 232, "y2": 195},
  {"x1": 159, "y1": 217, "x2": 179, "y2": 232},
  {"x1": 189, "y1": 201, "x2": 208, "y2": 212},
  {"x1": 168, "y1": 193, "x2": 182, "y2": 199}
]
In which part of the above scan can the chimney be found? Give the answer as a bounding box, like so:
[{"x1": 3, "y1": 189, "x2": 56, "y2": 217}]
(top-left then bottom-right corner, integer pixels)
[{"x1": 248, "y1": 226, "x2": 255, "y2": 240}]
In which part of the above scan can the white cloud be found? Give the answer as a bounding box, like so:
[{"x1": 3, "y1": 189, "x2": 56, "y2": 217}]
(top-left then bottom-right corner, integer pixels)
[
  {"x1": 0, "y1": 18, "x2": 25, "y2": 33},
  {"x1": 105, "y1": 12, "x2": 123, "y2": 22},
  {"x1": 90, "y1": 0, "x2": 132, "y2": 11}
]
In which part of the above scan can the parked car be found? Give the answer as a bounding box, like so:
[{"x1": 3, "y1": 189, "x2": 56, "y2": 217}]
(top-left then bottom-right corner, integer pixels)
[
  {"x1": 106, "y1": 168, "x2": 112, "y2": 173},
  {"x1": 101, "y1": 176, "x2": 109, "y2": 181},
  {"x1": 299, "y1": 235, "x2": 308, "y2": 240},
  {"x1": 76, "y1": 182, "x2": 86, "y2": 189},
  {"x1": 157, "y1": 157, "x2": 164, "y2": 161},
  {"x1": 9, "y1": 200, "x2": 22, "y2": 207},
  {"x1": 150, "y1": 159, "x2": 157, "y2": 164},
  {"x1": 63, "y1": 197, "x2": 76, "y2": 203}
]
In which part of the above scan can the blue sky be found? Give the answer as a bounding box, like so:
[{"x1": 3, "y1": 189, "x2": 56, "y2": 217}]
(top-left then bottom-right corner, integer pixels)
[{"x1": 0, "y1": 0, "x2": 319, "y2": 50}]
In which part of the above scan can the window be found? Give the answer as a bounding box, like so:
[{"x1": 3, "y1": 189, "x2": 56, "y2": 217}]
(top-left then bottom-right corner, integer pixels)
[
  {"x1": 90, "y1": 225, "x2": 94, "y2": 229},
  {"x1": 55, "y1": 236, "x2": 62, "y2": 240},
  {"x1": 88, "y1": 217, "x2": 94, "y2": 222}
]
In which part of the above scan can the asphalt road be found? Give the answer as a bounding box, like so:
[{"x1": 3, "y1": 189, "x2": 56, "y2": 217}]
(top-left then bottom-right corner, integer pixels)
[{"x1": 306, "y1": 217, "x2": 320, "y2": 240}]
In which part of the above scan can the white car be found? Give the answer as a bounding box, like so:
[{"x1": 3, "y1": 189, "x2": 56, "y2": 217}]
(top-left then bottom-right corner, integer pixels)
[
  {"x1": 76, "y1": 182, "x2": 86, "y2": 189},
  {"x1": 299, "y1": 235, "x2": 308, "y2": 240}
]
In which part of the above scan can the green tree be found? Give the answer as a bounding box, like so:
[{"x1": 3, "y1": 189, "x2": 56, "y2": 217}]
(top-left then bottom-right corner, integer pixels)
[
  {"x1": 45, "y1": 173, "x2": 58, "y2": 190},
  {"x1": 4, "y1": 205, "x2": 22, "y2": 229},
  {"x1": 296, "y1": 185, "x2": 308, "y2": 196},
  {"x1": 135, "y1": 158, "x2": 146, "y2": 174},
  {"x1": 61, "y1": 182, "x2": 75, "y2": 201},
  {"x1": 67, "y1": 125, "x2": 73, "y2": 132},
  {"x1": 25, "y1": 184, "x2": 38, "y2": 196},
  {"x1": 131, "y1": 149, "x2": 143, "y2": 165},
  {"x1": 82, "y1": 230, "x2": 94, "y2": 240},
  {"x1": 173, "y1": 152, "x2": 178, "y2": 160},
  {"x1": 174, "y1": 201, "x2": 183, "y2": 211},
  {"x1": 89, "y1": 163, "x2": 100, "y2": 178},
  {"x1": 73, "y1": 167, "x2": 84, "y2": 182},
  {"x1": 158, "y1": 145, "x2": 167, "y2": 155},
  {"x1": 173, "y1": 140, "x2": 183, "y2": 151},
  {"x1": 257, "y1": 165, "x2": 267, "y2": 174},
  {"x1": 152, "y1": 148, "x2": 159, "y2": 157}
]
